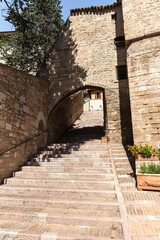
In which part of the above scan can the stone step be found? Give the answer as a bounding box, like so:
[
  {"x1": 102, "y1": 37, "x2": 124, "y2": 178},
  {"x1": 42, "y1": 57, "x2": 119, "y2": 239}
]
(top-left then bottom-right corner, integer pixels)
[
  {"x1": 47, "y1": 146, "x2": 108, "y2": 151},
  {"x1": 0, "y1": 204, "x2": 119, "y2": 219},
  {"x1": 0, "y1": 209, "x2": 120, "y2": 226},
  {"x1": 40, "y1": 149, "x2": 108, "y2": 156},
  {"x1": 38, "y1": 153, "x2": 109, "y2": 159},
  {"x1": 22, "y1": 166, "x2": 112, "y2": 174},
  {"x1": 5, "y1": 178, "x2": 115, "y2": 190},
  {"x1": 33, "y1": 157, "x2": 111, "y2": 163},
  {"x1": 49, "y1": 143, "x2": 107, "y2": 147},
  {"x1": 0, "y1": 186, "x2": 116, "y2": 198},
  {"x1": 28, "y1": 161, "x2": 111, "y2": 168},
  {"x1": 0, "y1": 220, "x2": 123, "y2": 239},
  {"x1": 0, "y1": 195, "x2": 118, "y2": 209},
  {"x1": 14, "y1": 172, "x2": 114, "y2": 180}
]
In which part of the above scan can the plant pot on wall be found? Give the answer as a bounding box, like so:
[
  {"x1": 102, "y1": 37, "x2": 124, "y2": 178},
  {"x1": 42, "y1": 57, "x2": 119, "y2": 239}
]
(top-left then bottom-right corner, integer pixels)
[
  {"x1": 128, "y1": 144, "x2": 160, "y2": 191},
  {"x1": 135, "y1": 155, "x2": 160, "y2": 174},
  {"x1": 137, "y1": 173, "x2": 160, "y2": 191}
]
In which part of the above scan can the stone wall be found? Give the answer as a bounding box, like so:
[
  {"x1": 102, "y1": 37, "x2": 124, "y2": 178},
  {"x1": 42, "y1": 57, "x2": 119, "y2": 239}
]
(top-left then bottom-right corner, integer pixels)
[
  {"x1": 122, "y1": 0, "x2": 160, "y2": 40},
  {"x1": 0, "y1": 63, "x2": 49, "y2": 183},
  {"x1": 47, "y1": 5, "x2": 127, "y2": 142},
  {"x1": 48, "y1": 91, "x2": 83, "y2": 143},
  {"x1": 0, "y1": 63, "x2": 84, "y2": 183},
  {"x1": 122, "y1": 0, "x2": 160, "y2": 146}
]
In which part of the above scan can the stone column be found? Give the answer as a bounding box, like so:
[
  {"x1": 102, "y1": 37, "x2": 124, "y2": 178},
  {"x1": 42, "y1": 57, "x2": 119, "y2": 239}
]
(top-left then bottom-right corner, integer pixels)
[{"x1": 104, "y1": 88, "x2": 122, "y2": 143}]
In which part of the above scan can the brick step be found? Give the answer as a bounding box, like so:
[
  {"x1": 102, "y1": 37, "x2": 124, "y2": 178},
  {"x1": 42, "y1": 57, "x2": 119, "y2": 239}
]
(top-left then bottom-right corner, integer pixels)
[
  {"x1": 0, "y1": 186, "x2": 116, "y2": 198},
  {"x1": 0, "y1": 195, "x2": 119, "y2": 211},
  {"x1": 116, "y1": 169, "x2": 133, "y2": 175},
  {"x1": 28, "y1": 161, "x2": 111, "y2": 168},
  {"x1": 0, "y1": 209, "x2": 120, "y2": 226},
  {"x1": 113, "y1": 157, "x2": 128, "y2": 160},
  {"x1": 14, "y1": 172, "x2": 114, "y2": 181},
  {"x1": 22, "y1": 166, "x2": 112, "y2": 174},
  {"x1": 0, "y1": 220, "x2": 123, "y2": 239},
  {"x1": 113, "y1": 159, "x2": 131, "y2": 163},
  {"x1": 112, "y1": 154, "x2": 127, "y2": 157},
  {"x1": 118, "y1": 176, "x2": 135, "y2": 184},
  {"x1": 5, "y1": 178, "x2": 115, "y2": 190}
]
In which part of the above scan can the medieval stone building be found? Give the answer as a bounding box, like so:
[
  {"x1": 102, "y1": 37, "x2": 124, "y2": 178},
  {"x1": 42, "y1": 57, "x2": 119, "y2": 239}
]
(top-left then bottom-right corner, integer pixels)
[{"x1": 0, "y1": 0, "x2": 160, "y2": 182}]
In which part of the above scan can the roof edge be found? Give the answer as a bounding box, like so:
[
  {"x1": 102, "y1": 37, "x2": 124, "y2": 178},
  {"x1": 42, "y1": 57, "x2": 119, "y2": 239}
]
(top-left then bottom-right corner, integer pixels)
[{"x1": 70, "y1": 0, "x2": 121, "y2": 14}]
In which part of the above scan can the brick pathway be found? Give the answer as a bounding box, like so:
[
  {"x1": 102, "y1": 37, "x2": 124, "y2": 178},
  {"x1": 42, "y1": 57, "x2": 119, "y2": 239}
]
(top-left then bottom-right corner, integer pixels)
[{"x1": 0, "y1": 111, "x2": 159, "y2": 239}]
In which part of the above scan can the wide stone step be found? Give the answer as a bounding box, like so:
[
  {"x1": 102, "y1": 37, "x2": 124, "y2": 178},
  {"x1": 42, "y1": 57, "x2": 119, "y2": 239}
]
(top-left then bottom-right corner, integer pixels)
[
  {"x1": 33, "y1": 157, "x2": 111, "y2": 163},
  {"x1": 0, "y1": 220, "x2": 123, "y2": 239},
  {"x1": 0, "y1": 194, "x2": 118, "y2": 210},
  {"x1": 42, "y1": 149, "x2": 109, "y2": 154},
  {"x1": 0, "y1": 208, "x2": 120, "y2": 226},
  {"x1": 47, "y1": 146, "x2": 108, "y2": 151},
  {"x1": 14, "y1": 172, "x2": 114, "y2": 180},
  {"x1": 0, "y1": 204, "x2": 119, "y2": 220},
  {"x1": 38, "y1": 153, "x2": 109, "y2": 159},
  {"x1": 48, "y1": 143, "x2": 108, "y2": 147},
  {"x1": 22, "y1": 166, "x2": 112, "y2": 174},
  {"x1": 0, "y1": 185, "x2": 115, "y2": 197},
  {"x1": 28, "y1": 161, "x2": 111, "y2": 168},
  {"x1": 5, "y1": 178, "x2": 115, "y2": 190}
]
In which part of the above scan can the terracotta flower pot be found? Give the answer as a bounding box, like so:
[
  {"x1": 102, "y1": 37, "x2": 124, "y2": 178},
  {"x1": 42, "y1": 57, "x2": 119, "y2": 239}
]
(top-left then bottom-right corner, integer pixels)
[
  {"x1": 135, "y1": 155, "x2": 160, "y2": 161},
  {"x1": 137, "y1": 173, "x2": 160, "y2": 191},
  {"x1": 101, "y1": 137, "x2": 107, "y2": 143}
]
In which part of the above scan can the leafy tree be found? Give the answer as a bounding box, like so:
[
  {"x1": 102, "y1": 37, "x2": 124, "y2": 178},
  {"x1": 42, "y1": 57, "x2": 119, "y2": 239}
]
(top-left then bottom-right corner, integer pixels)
[{"x1": 0, "y1": 0, "x2": 64, "y2": 75}]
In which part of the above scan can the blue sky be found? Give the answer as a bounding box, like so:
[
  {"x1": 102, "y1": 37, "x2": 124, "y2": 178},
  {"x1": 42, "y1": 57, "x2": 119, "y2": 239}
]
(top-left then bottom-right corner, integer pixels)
[{"x1": 0, "y1": 0, "x2": 115, "y2": 31}]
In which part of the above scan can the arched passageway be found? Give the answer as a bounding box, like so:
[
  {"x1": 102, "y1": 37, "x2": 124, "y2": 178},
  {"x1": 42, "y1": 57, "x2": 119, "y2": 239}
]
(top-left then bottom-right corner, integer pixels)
[{"x1": 48, "y1": 86, "x2": 107, "y2": 144}]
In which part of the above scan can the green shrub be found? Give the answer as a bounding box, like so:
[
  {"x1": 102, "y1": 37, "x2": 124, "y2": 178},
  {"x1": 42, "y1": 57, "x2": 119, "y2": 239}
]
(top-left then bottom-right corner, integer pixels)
[{"x1": 139, "y1": 163, "x2": 160, "y2": 174}]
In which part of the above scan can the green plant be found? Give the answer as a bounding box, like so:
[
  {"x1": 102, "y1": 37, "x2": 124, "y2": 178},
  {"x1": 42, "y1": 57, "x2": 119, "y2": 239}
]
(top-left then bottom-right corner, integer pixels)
[
  {"x1": 0, "y1": 0, "x2": 64, "y2": 75},
  {"x1": 128, "y1": 144, "x2": 160, "y2": 157},
  {"x1": 139, "y1": 162, "x2": 160, "y2": 174}
]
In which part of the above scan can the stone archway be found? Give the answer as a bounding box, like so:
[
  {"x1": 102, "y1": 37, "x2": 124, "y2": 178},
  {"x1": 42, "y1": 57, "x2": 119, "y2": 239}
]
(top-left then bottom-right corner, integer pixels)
[
  {"x1": 48, "y1": 85, "x2": 108, "y2": 143},
  {"x1": 45, "y1": 5, "x2": 128, "y2": 143}
]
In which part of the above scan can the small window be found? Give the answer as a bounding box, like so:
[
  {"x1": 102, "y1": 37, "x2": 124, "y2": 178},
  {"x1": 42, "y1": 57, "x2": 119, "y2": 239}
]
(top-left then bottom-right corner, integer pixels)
[
  {"x1": 116, "y1": 65, "x2": 128, "y2": 80},
  {"x1": 97, "y1": 92, "x2": 100, "y2": 99}
]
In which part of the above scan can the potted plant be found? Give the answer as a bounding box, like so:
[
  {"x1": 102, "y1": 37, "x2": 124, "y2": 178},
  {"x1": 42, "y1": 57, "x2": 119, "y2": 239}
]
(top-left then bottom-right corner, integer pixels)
[
  {"x1": 101, "y1": 136, "x2": 110, "y2": 143},
  {"x1": 137, "y1": 162, "x2": 160, "y2": 191},
  {"x1": 128, "y1": 144, "x2": 160, "y2": 191}
]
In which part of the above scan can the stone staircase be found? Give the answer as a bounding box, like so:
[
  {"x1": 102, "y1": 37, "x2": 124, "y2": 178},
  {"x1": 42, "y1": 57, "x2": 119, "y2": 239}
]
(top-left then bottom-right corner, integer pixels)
[{"x1": 0, "y1": 140, "x2": 126, "y2": 240}]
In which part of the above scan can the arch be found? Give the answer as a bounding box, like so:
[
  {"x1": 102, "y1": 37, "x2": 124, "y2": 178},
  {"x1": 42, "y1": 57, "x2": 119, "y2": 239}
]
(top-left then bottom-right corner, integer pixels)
[
  {"x1": 37, "y1": 112, "x2": 46, "y2": 132},
  {"x1": 48, "y1": 84, "x2": 105, "y2": 119},
  {"x1": 38, "y1": 119, "x2": 45, "y2": 132},
  {"x1": 48, "y1": 85, "x2": 107, "y2": 143}
]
